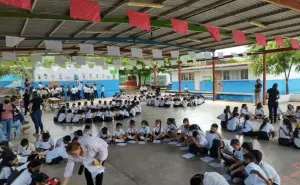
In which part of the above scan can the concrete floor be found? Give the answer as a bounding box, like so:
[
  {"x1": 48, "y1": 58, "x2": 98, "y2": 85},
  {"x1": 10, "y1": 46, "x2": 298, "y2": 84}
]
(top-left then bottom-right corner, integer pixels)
[{"x1": 11, "y1": 100, "x2": 300, "y2": 185}]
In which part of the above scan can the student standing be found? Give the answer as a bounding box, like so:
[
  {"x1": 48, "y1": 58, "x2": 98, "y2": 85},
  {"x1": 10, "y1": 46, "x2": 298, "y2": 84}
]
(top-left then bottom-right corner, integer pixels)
[
  {"x1": 77, "y1": 82, "x2": 83, "y2": 100},
  {"x1": 93, "y1": 84, "x2": 98, "y2": 99},
  {"x1": 71, "y1": 86, "x2": 77, "y2": 101},
  {"x1": 267, "y1": 83, "x2": 280, "y2": 124},
  {"x1": 254, "y1": 79, "x2": 262, "y2": 105},
  {"x1": 100, "y1": 85, "x2": 105, "y2": 98},
  {"x1": 29, "y1": 92, "x2": 45, "y2": 136},
  {"x1": 62, "y1": 136, "x2": 108, "y2": 185},
  {"x1": 0, "y1": 96, "x2": 14, "y2": 144}
]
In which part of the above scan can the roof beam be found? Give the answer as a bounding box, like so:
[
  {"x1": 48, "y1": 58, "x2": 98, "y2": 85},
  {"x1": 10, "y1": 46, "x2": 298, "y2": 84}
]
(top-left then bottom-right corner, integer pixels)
[{"x1": 37, "y1": 21, "x2": 65, "y2": 48}]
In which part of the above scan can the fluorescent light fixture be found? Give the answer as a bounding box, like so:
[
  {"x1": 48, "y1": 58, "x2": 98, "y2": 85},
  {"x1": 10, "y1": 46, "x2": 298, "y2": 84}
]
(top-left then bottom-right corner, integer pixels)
[
  {"x1": 185, "y1": 38, "x2": 202, "y2": 43},
  {"x1": 127, "y1": 1, "x2": 164, "y2": 8},
  {"x1": 248, "y1": 21, "x2": 266, "y2": 28},
  {"x1": 84, "y1": 30, "x2": 114, "y2": 34}
]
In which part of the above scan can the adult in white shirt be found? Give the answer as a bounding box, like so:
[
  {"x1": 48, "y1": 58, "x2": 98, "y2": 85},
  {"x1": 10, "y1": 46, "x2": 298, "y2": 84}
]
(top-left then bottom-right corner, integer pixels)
[
  {"x1": 100, "y1": 85, "x2": 105, "y2": 98},
  {"x1": 37, "y1": 82, "x2": 43, "y2": 89},
  {"x1": 190, "y1": 172, "x2": 229, "y2": 185},
  {"x1": 11, "y1": 159, "x2": 42, "y2": 185},
  {"x1": 62, "y1": 136, "x2": 108, "y2": 185}
]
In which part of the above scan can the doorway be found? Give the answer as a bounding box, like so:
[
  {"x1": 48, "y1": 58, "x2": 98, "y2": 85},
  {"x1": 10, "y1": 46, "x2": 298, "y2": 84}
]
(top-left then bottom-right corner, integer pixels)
[{"x1": 215, "y1": 71, "x2": 222, "y2": 92}]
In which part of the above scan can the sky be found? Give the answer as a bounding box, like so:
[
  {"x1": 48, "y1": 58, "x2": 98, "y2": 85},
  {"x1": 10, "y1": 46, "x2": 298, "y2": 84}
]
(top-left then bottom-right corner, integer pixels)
[{"x1": 215, "y1": 45, "x2": 249, "y2": 55}]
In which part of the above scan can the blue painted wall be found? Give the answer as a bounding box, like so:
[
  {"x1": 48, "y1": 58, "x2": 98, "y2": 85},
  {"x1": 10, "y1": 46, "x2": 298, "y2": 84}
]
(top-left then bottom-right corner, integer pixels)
[
  {"x1": 199, "y1": 81, "x2": 213, "y2": 92},
  {"x1": 172, "y1": 81, "x2": 194, "y2": 91},
  {"x1": 31, "y1": 80, "x2": 120, "y2": 97},
  {"x1": 0, "y1": 74, "x2": 22, "y2": 87}
]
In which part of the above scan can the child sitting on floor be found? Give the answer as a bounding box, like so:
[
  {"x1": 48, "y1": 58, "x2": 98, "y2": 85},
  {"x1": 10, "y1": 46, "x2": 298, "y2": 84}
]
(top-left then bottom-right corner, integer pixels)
[
  {"x1": 114, "y1": 107, "x2": 124, "y2": 120},
  {"x1": 255, "y1": 103, "x2": 265, "y2": 119},
  {"x1": 152, "y1": 119, "x2": 165, "y2": 140},
  {"x1": 165, "y1": 118, "x2": 177, "y2": 138},
  {"x1": 66, "y1": 109, "x2": 73, "y2": 123},
  {"x1": 294, "y1": 123, "x2": 300, "y2": 149},
  {"x1": 45, "y1": 145, "x2": 68, "y2": 165},
  {"x1": 205, "y1": 123, "x2": 223, "y2": 149},
  {"x1": 188, "y1": 131, "x2": 209, "y2": 155},
  {"x1": 285, "y1": 104, "x2": 296, "y2": 122},
  {"x1": 227, "y1": 112, "x2": 242, "y2": 132},
  {"x1": 177, "y1": 118, "x2": 190, "y2": 142},
  {"x1": 278, "y1": 118, "x2": 293, "y2": 146},
  {"x1": 112, "y1": 123, "x2": 126, "y2": 144},
  {"x1": 35, "y1": 132, "x2": 55, "y2": 152},
  {"x1": 18, "y1": 138, "x2": 36, "y2": 157},
  {"x1": 104, "y1": 108, "x2": 113, "y2": 122},
  {"x1": 218, "y1": 109, "x2": 229, "y2": 129},
  {"x1": 127, "y1": 120, "x2": 137, "y2": 141},
  {"x1": 243, "y1": 115, "x2": 254, "y2": 137},
  {"x1": 94, "y1": 108, "x2": 104, "y2": 122},
  {"x1": 130, "y1": 105, "x2": 136, "y2": 117},
  {"x1": 97, "y1": 127, "x2": 111, "y2": 143},
  {"x1": 137, "y1": 120, "x2": 151, "y2": 142},
  {"x1": 85, "y1": 108, "x2": 93, "y2": 123},
  {"x1": 256, "y1": 118, "x2": 275, "y2": 141}
]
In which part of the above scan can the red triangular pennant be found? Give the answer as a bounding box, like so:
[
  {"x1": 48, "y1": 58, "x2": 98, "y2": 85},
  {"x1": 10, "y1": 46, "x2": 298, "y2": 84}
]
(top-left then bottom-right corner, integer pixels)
[
  {"x1": 170, "y1": 18, "x2": 188, "y2": 34},
  {"x1": 232, "y1": 30, "x2": 246, "y2": 44},
  {"x1": 290, "y1": 38, "x2": 300, "y2": 49},
  {"x1": 255, "y1": 33, "x2": 266, "y2": 46},
  {"x1": 69, "y1": 0, "x2": 100, "y2": 22},
  {"x1": 127, "y1": 10, "x2": 151, "y2": 31},
  {"x1": 0, "y1": 0, "x2": 31, "y2": 10},
  {"x1": 204, "y1": 24, "x2": 221, "y2": 41},
  {"x1": 274, "y1": 35, "x2": 284, "y2": 47}
]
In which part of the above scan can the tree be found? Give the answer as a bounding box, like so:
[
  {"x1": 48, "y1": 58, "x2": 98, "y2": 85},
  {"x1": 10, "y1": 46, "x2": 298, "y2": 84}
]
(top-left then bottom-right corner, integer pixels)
[{"x1": 249, "y1": 40, "x2": 300, "y2": 94}]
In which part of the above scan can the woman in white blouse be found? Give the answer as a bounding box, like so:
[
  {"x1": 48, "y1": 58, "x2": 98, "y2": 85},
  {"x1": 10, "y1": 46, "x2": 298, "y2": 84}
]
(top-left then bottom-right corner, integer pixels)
[
  {"x1": 278, "y1": 119, "x2": 294, "y2": 146},
  {"x1": 62, "y1": 136, "x2": 108, "y2": 185}
]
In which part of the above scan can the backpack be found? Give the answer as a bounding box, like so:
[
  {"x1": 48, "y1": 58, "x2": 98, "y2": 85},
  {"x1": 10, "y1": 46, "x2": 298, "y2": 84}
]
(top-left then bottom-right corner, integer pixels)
[{"x1": 6, "y1": 168, "x2": 26, "y2": 185}]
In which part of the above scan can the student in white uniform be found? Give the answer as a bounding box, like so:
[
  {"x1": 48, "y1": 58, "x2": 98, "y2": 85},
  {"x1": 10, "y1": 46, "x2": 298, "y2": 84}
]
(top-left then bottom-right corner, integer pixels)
[
  {"x1": 112, "y1": 123, "x2": 126, "y2": 143},
  {"x1": 94, "y1": 108, "x2": 104, "y2": 122},
  {"x1": 205, "y1": 124, "x2": 222, "y2": 149},
  {"x1": 62, "y1": 136, "x2": 108, "y2": 185},
  {"x1": 243, "y1": 152, "x2": 270, "y2": 185},
  {"x1": 114, "y1": 108, "x2": 124, "y2": 120},
  {"x1": 176, "y1": 118, "x2": 190, "y2": 141},
  {"x1": 154, "y1": 98, "x2": 160, "y2": 107},
  {"x1": 255, "y1": 118, "x2": 275, "y2": 141},
  {"x1": 165, "y1": 118, "x2": 177, "y2": 138},
  {"x1": 57, "y1": 108, "x2": 67, "y2": 123},
  {"x1": 129, "y1": 105, "x2": 136, "y2": 117},
  {"x1": 126, "y1": 120, "x2": 137, "y2": 141},
  {"x1": 85, "y1": 109, "x2": 93, "y2": 123},
  {"x1": 55, "y1": 135, "x2": 71, "y2": 148},
  {"x1": 18, "y1": 138, "x2": 36, "y2": 157},
  {"x1": 250, "y1": 150, "x2": 281, "y2": 185},
  {"x1": 0, "y1": 149, "x2": 18, "y2": 184},
  {"x1": 10, "y1": 159, "x2": 43, "y2": 185},
  {"x1": 180, "y1": 98, "x2": 188, "y2": 107},
  {"x1": 97, "y1": 127, "x2": 111, "y2": 143},
  {"x1": 227, "y1": 112, "x2": 242, "y2": 132},
  {"x1": 46, "y1": 146, "x2": 68, "y2": 164},
  {"x1": 83, "y1": 125, "x2": 92, "y2": 137},
  {"x1": 222, "y1": 139, "x2": 243, "y2": 166},
  {"x1": 240, "y1": 104, "x2": 253, "y2": 117},
  {"x1": 104, "y1": 108, "x2": 113, "y2": 122},
  {"x1": 284, "y1": 104, "x2": 296, "y2": 122},
  {"x1": 135, "y1": 102, "x2": 141, "y2": 114},
  {"x1": 137, "y1": 120, "x2": 151, "y2": 142},
  {"x1": 190, "y1": 172, "x2": 229, "y2": 185},
  {"x1": 35, "y1": 132, "x2": 55, "y2": 152},
  {"x1": 209, "y1": 139, "x2": 233, "y2": 163},
  {"x1": 66, "y1": 109, "x2": 73, "y2": 123},
  {"x1": 243, "y1": 115, "x2": 254, "y2": 137},
  {"x1": 255, "y1": 103, "x2": 265, "y2": 119},
  {"x1": 294, "y1": 123, "x2": 300, "y2": 149},
  {"x1": 278, "y1": 119, "x2": 293, "y2": 146},
  {"x1": 217, "y1": 109, "x2": 229, "y2": 129},
  {"x1": 152, "y1": 119, "x2": 165, "y2": 140},
  {"x1": 188, "y1": 131, "x2": 209, "y2": 155}
]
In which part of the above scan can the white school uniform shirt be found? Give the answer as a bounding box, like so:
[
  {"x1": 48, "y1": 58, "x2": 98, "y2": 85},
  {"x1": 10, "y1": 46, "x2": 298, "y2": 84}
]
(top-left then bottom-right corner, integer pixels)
[
  {"x1": 261, "y1": 123, "x2": 274, "y2": 133},
  {"x1": 167, "y1": 124, "x2": 177, "y2": 132},
  {"x1": 154, "y1": 100, "x2": 160, "y2": 107},
  {"x1": 295, "y1": 112, "x2": 300, "y2": 122},
  {"x1": 259, "y1": 161, "x2": 280, "y2": 185},
  {"x1": 243, "y1": 120, "x2": 253, "y2": 133},
  {"x1": 97, "y1": 130, "x2": 111, "y2": 138},
  {"x1": 217, "y1": 113, "x2": 226, "y2": 121},
  {"x1": 279, "y1": 125, "x2": 292, "y2": 139},
  {"x1": 244, "y1": 162, "x2": 268, "y2": 185},
  {"x1": 159, "y1": 100, "x2": 165, "y2": 107},
  {"x1": 35, "y1": 138, "x2": 55, "y2": 150},
  {"x1": 18, "y1": 143, "x2": 35, "y2": 156},
  {"x1": 241, "y1": 108, "x2": 249, "y2": 115},
  {"x1": 72, "y1": 114, "x2": 80, "y2": 122},
  {"x1": 55, "y1": 137, "x2": 65, "y2": 148},
  {"x1": 203, "y1": 172, "x2": 229, "y2": 185},
  {"x1": 127, "y1": 127, "x2": 137, "y2": 134},
  {"x1": 134, "y1": 106, "x2": 139, "y2": 113},
  {"x1": 146, "y1": 99, "x2": 152, "y2": 105},
  {"x1": 165, "y1": 100, "x2": 171, "y2": 105},
  {"x1": 64, "y1": 136, "x2": 108, "y2": 178},
  {"x1": 46, "y1": 146, "x2": 68, "y2": 163},
  {"x1": 153, "y1": 126, "x2": 164, "y2": 134},
  {"x1": 140, "y1": 126, "x2": 150, "y2": 135},
  {"x1": 233, "y1": 148, "x2": 244, "y2": 161},
  {"x1": 286, "y1": 109, "x2": 295, "y2": 115},
  {"x1": 117, "y1": 110, "x2": 124, "y2": 115},
  {"x1": 58, "y1": 113, "x2": 66, "y2": 122},
  {"x1": 0, "y1": 166, "x2": 12, "y2": 180},
  {"x1": 93, "y1": 85, "x2": 97, "y2": 91},
  {"x1": 105, "y1": 111, "x2": 112, "y2": 117},
  {"x1": 86, "y1": 111, "x2": 92, "y2": 119},
  {"x1": 255, "y1": 108, "x2": 264, "y2": 115},
  {"x1": 78, "y1": 83, "x2": 82, "y2": 90},
  {"x1": 66, "y1": 113, "x2": 73, "y2": 123},
  {"x1": 95, "y1": 111, "x2": 103, "y2": 117},
  {"x1": 222, "y1": 140, "x2": 233, "y2": 154},
  {"x1": 124, "y1": 110, "x2": 129, "y2": 117},
  {"x1": 83, "y1": 86, "x2": 89, "y2": 93},
  {"x1": 277, "y1": 107, "x2": 282, "y2": 115},
  {"x1": 197, "y1": 135, "x2": 208, "y2": 147},
  {"x1": 101, "y1": 86, "x2": 105, "y2": 92},
  {"x1": 181, "y1": 100, "x2": 187, "y2": 107},
  {"x1": 113, "y1": 129, "x2": 125, "y2": 137},
  {"x1": 11, "y1": 169, "x2": 32, "y2": 185},
  {"x1": 205, "y1": 131, "x2": 220, "y2": 149},
  {"x1": 294, "y1": 131, "x2": 300, "y2": 148},
  {"x1": 130, "y1": 108, "x2": 136, "y2": 116},
  {"x1": 227, "y1": 117, "x2": 240, "y2": 131}
]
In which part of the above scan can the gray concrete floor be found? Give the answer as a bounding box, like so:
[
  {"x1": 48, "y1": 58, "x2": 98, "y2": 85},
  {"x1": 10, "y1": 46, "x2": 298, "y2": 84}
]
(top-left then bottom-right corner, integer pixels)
[{"x1": 11, "y1": 100, "x2": 300, "y2": 185}]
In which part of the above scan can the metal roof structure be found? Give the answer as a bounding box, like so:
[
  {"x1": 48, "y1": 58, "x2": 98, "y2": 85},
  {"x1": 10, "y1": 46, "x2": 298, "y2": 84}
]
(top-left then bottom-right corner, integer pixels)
[{"x1": 0, "y1": 0, "x2": 299, "y2": 57}]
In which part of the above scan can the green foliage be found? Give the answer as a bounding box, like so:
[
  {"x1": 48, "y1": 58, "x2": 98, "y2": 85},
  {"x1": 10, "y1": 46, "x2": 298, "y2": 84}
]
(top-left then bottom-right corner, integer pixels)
[
  {"x1": 249, "y1": 39, "x2": 300, "y2": 94},
  {"x1": 0, "y1": 64, "x2": 31, "y2": 79}
]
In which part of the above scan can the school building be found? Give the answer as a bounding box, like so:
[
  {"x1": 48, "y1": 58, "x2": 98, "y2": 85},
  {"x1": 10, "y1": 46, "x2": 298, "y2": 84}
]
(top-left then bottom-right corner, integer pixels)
[{"x1": 169, "y1": 62, "x2": 300, "y2": 102}]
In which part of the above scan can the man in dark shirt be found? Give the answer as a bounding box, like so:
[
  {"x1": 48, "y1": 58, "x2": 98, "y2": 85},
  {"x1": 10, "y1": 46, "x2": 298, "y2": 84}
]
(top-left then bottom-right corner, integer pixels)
[
  {"x1": 267, "y1": 83, "x2": 280, "y2": 123},
  {"x1": 254, "y1": 79, "x2": 262, "y2": 105},
  {"x1": 29, "y1": 91, "x2": 45, "y2": 136}
]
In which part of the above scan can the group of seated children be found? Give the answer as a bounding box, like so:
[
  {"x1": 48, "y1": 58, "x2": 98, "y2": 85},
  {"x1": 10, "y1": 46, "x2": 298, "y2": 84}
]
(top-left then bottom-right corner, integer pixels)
[
  {"x1": 217, "y1": 104, "x2": 300, "y2": 149},
  {"x1": 146, "y1": 94, "x2": 205, "y2": 108},
  {"x1": 53, "y1": 99, "x2": 142, "y2": 124}
]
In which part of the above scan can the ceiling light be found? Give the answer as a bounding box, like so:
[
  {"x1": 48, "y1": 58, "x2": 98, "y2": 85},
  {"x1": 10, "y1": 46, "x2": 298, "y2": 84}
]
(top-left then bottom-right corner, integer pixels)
[
  {"x1": 248, "y1": 21, "x2": 266, "y2": 28},
  {"x1": 84, "y1": 30, "x2": 114, "y2": 34},
  {"x1": 185, "y1": 38, "x2": 202, "y2": 43},
  {"x1": 127, "y1": 1, "x2": 164, "y2": 8}
]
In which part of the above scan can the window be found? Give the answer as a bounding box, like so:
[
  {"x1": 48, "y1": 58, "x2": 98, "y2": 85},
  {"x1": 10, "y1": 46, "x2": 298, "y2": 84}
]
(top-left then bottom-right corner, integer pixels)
[
  {"x1": 181, "y1": 72, "x2": 194, "y2": 80},
  {"x1": 223, "y1": 71, "x2": 230, "y2": 80},
  {"x1": 241, "y1": 69, "x2": 248, "y2": 79},
  {"x1": 222, "y1": 69, "x2": 249, "y2": 80}
]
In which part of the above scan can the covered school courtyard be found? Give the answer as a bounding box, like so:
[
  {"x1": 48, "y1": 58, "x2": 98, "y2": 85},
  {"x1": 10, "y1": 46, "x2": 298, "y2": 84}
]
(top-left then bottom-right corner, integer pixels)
[{"x1": 0, "y1": 0, "x2": 300, "y2": 185}]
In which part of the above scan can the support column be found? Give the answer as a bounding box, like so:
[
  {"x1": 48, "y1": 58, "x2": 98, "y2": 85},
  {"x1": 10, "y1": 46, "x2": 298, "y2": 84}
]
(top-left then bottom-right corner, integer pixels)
[
  {"x1": 154, "y1": 64, "x2": 157, "y2": 89},
  {"x1": 263, "y1": 53, "x2": 267, "y2": 105},
  {"x1": 178, "y1": 61, "x2": 182, "y2": 95},
  {"x1": 212, "y1": 56, "x2": 216, "y2": 101}
]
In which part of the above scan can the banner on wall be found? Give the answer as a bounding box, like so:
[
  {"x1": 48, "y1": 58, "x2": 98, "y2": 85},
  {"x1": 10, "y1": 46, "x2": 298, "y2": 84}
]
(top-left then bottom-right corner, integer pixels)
[{"x1": 33, "y1": 65, "x2": 118, "y2": 82}]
